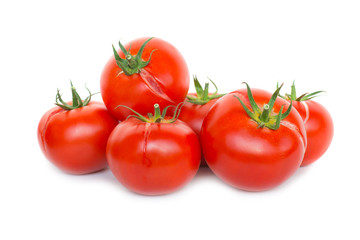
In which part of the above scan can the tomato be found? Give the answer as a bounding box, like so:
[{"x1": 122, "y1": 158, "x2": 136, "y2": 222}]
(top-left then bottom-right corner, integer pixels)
[
  {"x1": 179, "y1": 76, "x2": 225, "y2": 166},
  {"x1": 37, "y1": 83, "x2": 118, "y2": 174},
  {"x1": 106, "y1": 104, "x2": 201, "y2": 195},
  {"x1": 281, "y1": 83, "x2": 334, "y2": 166},
  {"x1": 101, "y1": 37, "x2": 189, "y2": 121},
  {"x1": 200, "y1": 83, "x2": 307, "y2": 191}
]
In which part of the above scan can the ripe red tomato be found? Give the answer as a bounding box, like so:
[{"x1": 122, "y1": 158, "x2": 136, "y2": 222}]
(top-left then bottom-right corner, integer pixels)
[
  {"x1": 200, "y1": 83, "x2": 307, "y2": 191},
  {"x1": 281, "y1": 83, "x2": 334, "y2": 166},
  {"x1": 37, "y1": 83, "x2": 118, "y2": 174},
  {"x1": 101, "y1": 37, "x2": 189, "y2": 121},
  {"x1": 106, "y1": 104, "x2": 201, "y2": 195},
  {"x1": 179, "y1": 76, "x2": 225, "y2": 166}
]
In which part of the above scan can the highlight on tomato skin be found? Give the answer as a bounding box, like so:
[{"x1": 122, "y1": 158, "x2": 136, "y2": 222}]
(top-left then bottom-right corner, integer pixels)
[
  {"x1": 100, "y1": 37, "x2": 190, "y2": 121},
  {"x1": 200, "y1": 83, "x2": 307, "y2": 192},
  {"x1": 279, "y1": 82, "x2": 334, "y2": 166},
  {"x1": 37, "y1": 82, "x2": 119, "y2": 175},
  {"x1": 106, "y1": 103, "x2": 201, "y2": 196}
]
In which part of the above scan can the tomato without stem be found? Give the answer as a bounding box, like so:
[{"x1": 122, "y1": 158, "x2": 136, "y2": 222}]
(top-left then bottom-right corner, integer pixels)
[
  {"x1": 101, "y1": 37, "x2": 189, "y2": 121},
  {"x1": 106, "y1": 104, "x2": 201, "y2": 195},
  {"x1": 37, "y1": 84, "x2": 118, "y2": 174},
  {"x1": 201, "y1": 83, "x2": 307, "y2": 191}
]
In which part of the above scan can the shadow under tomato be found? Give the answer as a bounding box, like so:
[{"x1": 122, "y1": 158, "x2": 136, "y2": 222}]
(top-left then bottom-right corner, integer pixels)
[
  {"x1": 94, "y1": 167, "x2": 193, "y2": 197},
  {"x1": 92, "y1": 167, "x2": 128, "y2": 188},
  {"x1": 191, "y1": 162, "x2": 314, "y2": 194},
  {"x1": 194, "y1": 166, "x2": 215, "y2": 179}
]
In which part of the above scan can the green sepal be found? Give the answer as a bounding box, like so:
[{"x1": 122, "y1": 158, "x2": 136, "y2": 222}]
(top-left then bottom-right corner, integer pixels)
[
  {"x1": 233, "y1": 82, "x2": 292, "y2": 130},
  {"x1": 112, "y1": 37, "x2": 155, "y2": 76},
  {"x1": 233, "y1": 95, "x2": 255, "y2": 119},
  {"x1": 166, "y1": 102, "x2": 185, "y2": 123},
  {"x1": 55, "y1": 89, "x2": 73, "y2": 110},
  {"x1": 243, "y1": 82, "x2": 260, "y2": 113},
  {"x1": 193, "y1": 75, "x2": 204, "y2": 97},
  {"x1": 147, "y1": 113, "x2": 154, "y2": 119},
  {"x1": 280, "y1": 81, "x2": 326, "y2": 101},
  {"x1": 268, "y1": 83, "x2": 283, "y2": 112},
  {"x1": 297, "y1": 91, "x2": 326, "y2": 101},
  {"x1": 272, "y1": 105, "x2": 284, "y2": 130},
  {"x1": 161, "y1": 105, "x2": 174, "y2": 119},
  {"x1": 281, "y1": 100, "x2": 292, "y2": 120},
  {"x1": 70, "y1": 81, "x2": 81, "y2": 108},
  {"x1": 277, "y1": 82, "x2": 286, "y2": 99},
  {"x1": 186, "y1": 76, "x2": 226, "y2": 105},
  {"x1": 115, "y1": 102, "x2": 185, "y2": 124},
  {"x1": 82, "y1": 85, "x2": 93, "y2": 106},
  {"x1": 118, "y1": 40, "x2": 129, "y2": 58},
  {"x1": 290, "y1": 80, "x2": 297, "y2": 100},
  {"x1": 116, "y1": 105, "x2": 149, "y2": 122},
  {"x1": 55, "y1": 81, "x2": 94, "y2": 110},
  {"x1": 112, "y1": 45, "x2": 129, "y2": 72}
]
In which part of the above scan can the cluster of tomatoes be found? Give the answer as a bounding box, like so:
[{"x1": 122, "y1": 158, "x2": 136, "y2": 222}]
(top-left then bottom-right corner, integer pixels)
[{"x1": 37, "y1": 37, "x2": 334, "y2": 195}]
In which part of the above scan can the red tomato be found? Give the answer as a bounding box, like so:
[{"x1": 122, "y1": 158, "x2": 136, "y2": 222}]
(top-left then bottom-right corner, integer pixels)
[
  {"x1": 101, "y1": 37, "x2": 189, "y2": 121},
  {"x1": 281, "y1": 83, "x2": 334, "y2": 166},
  {"x1": 37, "y1": 84, "x2": 118, "y2": 174},
  {"x1": 200, "y1": 83, "x2": 307, "y2": 191},
  {"x1": 179, "y1": 76, "x2": 225, "y2": 166},
  {"x1": 106, "y1": 104, "x2": 201, "y2": 195}
]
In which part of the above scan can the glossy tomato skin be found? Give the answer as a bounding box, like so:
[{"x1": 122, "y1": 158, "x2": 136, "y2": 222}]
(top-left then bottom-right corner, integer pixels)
[
  {"x1": 179, "y1": 93, "x2": 219, "y2": 166},
  {"x1": 101, "y1": 37, "x2": 189, "y2": 120},
  {"x1": 201, "y1": 89, "x2": 307, "y2": 191},
  {"x1": 106, "y1": 118, "x2": 201, "y2": 195},
  {"x1": 291, "y1": 100, "x2": 334, "y2": 166},
  {"x1": 37, "y1": 102, "x2": 118, "y2": 174}
]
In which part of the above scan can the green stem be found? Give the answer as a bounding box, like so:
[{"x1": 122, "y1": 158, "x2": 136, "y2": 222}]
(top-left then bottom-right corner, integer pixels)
[
  {"x1": 128, "y1": 56, "x2": 137, "y2": 68},
  {"x1": 260, "y1": 104, "x2": 270, "y2": 122},
  {"x1": 154, "y1": 104, "x2": 162, "y2": 123}
]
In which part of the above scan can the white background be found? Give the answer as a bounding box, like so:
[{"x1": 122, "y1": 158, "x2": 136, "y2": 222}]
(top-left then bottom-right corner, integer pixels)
[{"x1": 1, "y1": 0, "x2": 359, "y2": 239}]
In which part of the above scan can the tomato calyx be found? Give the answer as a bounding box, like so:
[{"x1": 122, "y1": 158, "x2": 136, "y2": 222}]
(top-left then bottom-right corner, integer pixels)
[
  {"x1": 279, "y1": 81, "x2": 325, "y2": 101},
  {"x1": 55, "y1": 81, "x2": 94, "y2": 110},
  {"x1": 116, "y1": 102, "x2": 185, "y2": 124},
  {"x1": 234, "y1": 82, "x2": 293, "y2": 130},
  {"x1": 186, "y1": 75, "x2": 226, "y2": 105},
  {"x1": 112, "y1": 37, "x2": 157, "y2": 76}
]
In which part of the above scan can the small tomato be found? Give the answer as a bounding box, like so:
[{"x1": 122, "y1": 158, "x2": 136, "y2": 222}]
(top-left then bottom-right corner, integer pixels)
[{"x1": 37, "y1": 82, "x2": 118, "y2": 174}]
